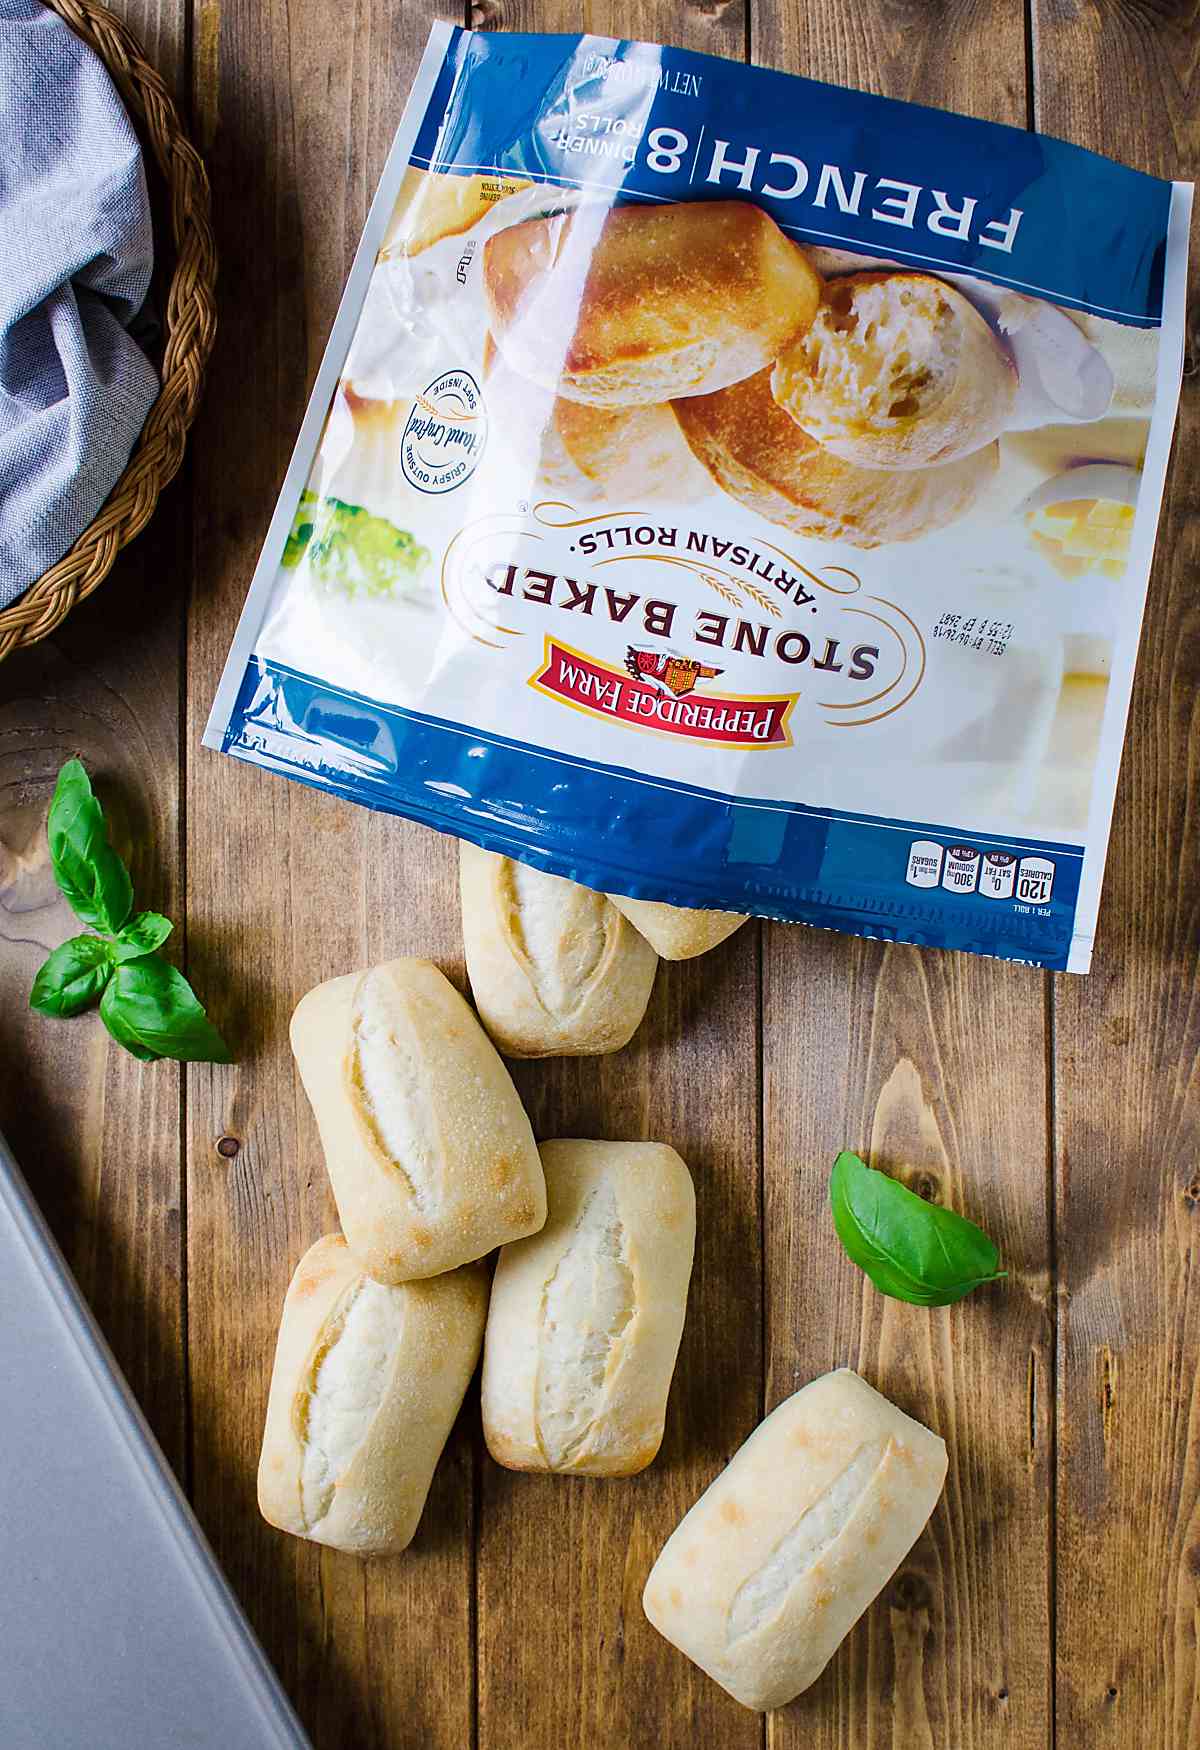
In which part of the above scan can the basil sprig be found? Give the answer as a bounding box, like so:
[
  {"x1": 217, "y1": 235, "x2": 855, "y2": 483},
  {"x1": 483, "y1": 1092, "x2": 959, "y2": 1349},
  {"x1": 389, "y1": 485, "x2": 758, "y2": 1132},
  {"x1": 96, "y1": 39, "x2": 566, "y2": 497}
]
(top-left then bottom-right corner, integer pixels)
[
  {"x1": 830, "y1": 1150, "x2": 1006, "y2": 1306},
  {"x1": 29, "y1": 760, "x2": 230, "y2": 1064}
]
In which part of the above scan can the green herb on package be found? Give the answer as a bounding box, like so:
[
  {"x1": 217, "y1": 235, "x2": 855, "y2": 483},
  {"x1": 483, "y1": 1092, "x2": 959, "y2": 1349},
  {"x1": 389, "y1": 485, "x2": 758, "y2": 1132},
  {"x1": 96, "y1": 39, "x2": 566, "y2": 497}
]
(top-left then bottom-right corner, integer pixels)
[
  {"x1": 282, "y1": 489, "x2": 431, "y2": 598},
  {"x1": 29, "y1": 760, "x2": 230, "y2": 1064},
  {"x1": 830, "y1": 1149, "x2": 1005, "y2": 1306}
]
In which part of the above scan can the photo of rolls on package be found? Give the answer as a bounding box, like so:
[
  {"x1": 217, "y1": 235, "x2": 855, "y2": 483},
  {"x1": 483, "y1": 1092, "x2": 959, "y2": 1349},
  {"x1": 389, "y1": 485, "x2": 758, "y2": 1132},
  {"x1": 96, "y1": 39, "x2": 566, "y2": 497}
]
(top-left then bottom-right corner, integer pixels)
[{"x1": 221, "y1": 24, "x2": 1192, "y2": 1721}]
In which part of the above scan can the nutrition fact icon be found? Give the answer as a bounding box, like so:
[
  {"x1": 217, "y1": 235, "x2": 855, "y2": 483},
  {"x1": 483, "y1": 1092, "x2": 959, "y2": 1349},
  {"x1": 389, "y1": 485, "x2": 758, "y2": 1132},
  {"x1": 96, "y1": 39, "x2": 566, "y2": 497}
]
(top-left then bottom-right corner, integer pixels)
[
  {"x1": 906, "y1": 840, "x2": 1055, "y2": 905},
  {"x1": 905, "y1": 840, "x2": 944, "y2": 889},
  {"x1": 942, "y1": 845, "x2": 981, "y2": 894},
  {"x1": 980, "y1": 851, "x2": 1017, "y2": 899}
]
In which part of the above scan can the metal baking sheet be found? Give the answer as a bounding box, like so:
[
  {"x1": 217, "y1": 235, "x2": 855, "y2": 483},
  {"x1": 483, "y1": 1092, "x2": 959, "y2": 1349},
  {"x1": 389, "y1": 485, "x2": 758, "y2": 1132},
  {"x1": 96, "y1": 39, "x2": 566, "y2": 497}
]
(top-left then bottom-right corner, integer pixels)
[{"x1": 0, "y1": 1126, "x2": 310, "y2": 1750}]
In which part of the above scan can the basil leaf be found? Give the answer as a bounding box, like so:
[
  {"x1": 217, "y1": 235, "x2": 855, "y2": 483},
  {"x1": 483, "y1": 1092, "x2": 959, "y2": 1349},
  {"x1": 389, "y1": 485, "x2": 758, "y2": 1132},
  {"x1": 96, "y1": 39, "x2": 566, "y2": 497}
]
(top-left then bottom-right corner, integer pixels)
[
  {"x1": 46, "y1": 759, "x2": 134, "y2": 935},
  {"x1": 29, "y1": 935, "x2": 114, "y2": 1018},
  {"x1": 830, "y1": 1150, "x2": 1006, "y2": 1307},
  {"x1": 112, "y1": 910, "x2": 173, "y2": 962},
  {"x1": 99, "y1": 955, "x2": 231, "y2": 1064}
]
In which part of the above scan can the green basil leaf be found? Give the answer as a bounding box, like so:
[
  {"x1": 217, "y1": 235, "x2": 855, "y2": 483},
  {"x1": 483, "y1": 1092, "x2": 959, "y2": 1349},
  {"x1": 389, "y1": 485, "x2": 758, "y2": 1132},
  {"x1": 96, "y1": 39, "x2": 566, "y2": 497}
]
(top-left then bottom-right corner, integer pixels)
[
  {"x1": 112, "y1": 911, "x2": 173, "y2": 962},
  {"x1": 46, "y1": 759, "x2": 134, "y2": 935},
  {"x1": 99, "y1": 955, "x2": 232, "y2": 1064},
  {"x1": 29, "y1": 935, "x2": 114, "y2": 1018},
  {"x1": 830, "y1": 1150, "x2": 1006, "y2": 1307}
]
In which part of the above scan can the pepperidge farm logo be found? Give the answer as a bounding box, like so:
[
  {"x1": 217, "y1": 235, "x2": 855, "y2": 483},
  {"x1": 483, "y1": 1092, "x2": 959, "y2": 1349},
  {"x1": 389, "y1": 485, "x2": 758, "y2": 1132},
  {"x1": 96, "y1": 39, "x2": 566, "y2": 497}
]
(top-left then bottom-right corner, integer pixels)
[
  {"x1": 531, "y1": 637, "x2": 796, "y2": 748},
  {"x1": 401, "y1": 370, "x2": 486, "y2": 494}
]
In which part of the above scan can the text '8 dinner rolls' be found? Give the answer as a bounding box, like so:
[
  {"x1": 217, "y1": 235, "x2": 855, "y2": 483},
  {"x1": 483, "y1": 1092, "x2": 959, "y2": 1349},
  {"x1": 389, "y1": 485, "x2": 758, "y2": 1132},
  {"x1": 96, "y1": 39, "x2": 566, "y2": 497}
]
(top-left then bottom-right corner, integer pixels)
[
  {"x1": 258, "y1": 1236, "x2": 487, "y2": 1555},
  {"x1": 604, "y1": 894, "x2": 749, "y2": 961},
  {"x1": 482, "y1": 1140, "x2": 696, "y2": 1476},
  {"x1": 675, "y1": 368, "x2": 998, "y2": 549},
  {"x1": 459, "y1": 843, "x2": 658, "y2": 1058},
  {"x1": 483, "y1": 199, "x2": 822, "y2": 408},
  {"x1": 290, "y1": 958, "x2": 546, "y2": 1283},
  {"x1": 643, "y1": 1370, "x2": 948, "y2": 1710},
  {"x1": 771, "y1": 271, "x2": 1017, "y2": 469}
]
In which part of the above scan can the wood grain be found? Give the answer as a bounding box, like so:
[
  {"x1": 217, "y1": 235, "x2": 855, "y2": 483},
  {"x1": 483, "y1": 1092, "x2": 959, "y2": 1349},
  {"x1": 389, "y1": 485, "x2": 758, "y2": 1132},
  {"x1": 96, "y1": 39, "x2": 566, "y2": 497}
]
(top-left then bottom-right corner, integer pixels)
[
  {"x1": 1, "y1": 1, "x2": 1194, "y2": 1746},
  {"x1": 466, "y1": 3, "x2": 757, "y2": 1742},
  {"x1": 0, "y1": 0, "x2": 189, "y2": 1479},
  {"x1": 181, "y1": 4, "x2": 471, "y2": 1746},
  {"x1": 482, "y1": 928, "x2": 763, "y2": 1750},
  {"x1": 1032, "y1": 3, "x2": 1200, "y2": 1743},
  {"x1": 754, "y1": 3, "x2": 1053, "y2": 1746}
]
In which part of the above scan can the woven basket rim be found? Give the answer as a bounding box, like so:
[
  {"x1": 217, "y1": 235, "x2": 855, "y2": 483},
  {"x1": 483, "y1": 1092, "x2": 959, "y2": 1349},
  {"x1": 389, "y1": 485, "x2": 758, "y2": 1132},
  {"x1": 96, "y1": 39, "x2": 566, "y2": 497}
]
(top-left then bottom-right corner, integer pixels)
[{"x1": 0, "y1": 0, "x2": 217, "y2": 662}]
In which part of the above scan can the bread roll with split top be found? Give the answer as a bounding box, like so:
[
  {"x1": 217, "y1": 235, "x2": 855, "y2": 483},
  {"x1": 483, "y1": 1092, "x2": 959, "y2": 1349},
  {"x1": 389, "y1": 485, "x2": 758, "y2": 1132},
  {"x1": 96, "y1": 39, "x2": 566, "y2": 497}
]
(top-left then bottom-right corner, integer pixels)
[
  {"x1": 481, "y1": 334, "x2": 709, "y2": 503},
  {"x1": 459, "y1": 842, "x2": 658, "y2": 1057},
  {"x1": 605, "y1": 893, "x2": 749, "y2": 960},
  {"x1": 675, "y1": 368, "x2": 998, "y2": 548},
  {"x1": 483, "y1": 199, "x2": 822, "y2": 407},
  {"x1": 481, "y1": 1140, "x2": 696, "y2": 1476},
  {"x1": 290, "y1": 958, "x2": 546, "y2": 1283},
  {"x1": 258, "y1": 1235, "x2": 487, "y2": 1555},
  {"x1": 642, "y1": 1369, "x2": 948, "y2": 1709},
  {"x1": 771, "y1": 271, "x2": 1016, "y2": 468}
]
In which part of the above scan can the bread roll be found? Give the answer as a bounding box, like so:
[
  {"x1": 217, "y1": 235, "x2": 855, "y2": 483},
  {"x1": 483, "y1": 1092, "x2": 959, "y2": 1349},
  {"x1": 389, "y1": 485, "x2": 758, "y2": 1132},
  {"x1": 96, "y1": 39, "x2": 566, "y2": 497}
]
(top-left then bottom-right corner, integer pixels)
[
  {"x1": 643, "y1": 1369, "x2": 948, "y2": 1709},
  {"x1": 675, "y1": 369, "x2": 998, "y2": 548},
  {"x1": 483, "y1": 200, "x2": 821, "y2": 407},
  {"x1": 481, "y1": 1140, "x2": 695, "y2": 1476},
  {"x1": 482, "y1": 335, "x2": 710, "y2": 503},
  {"x1": 290, "y1": 958, "x2": 546, "y2": 1283},
  {"x1": 771, "y1": 271, "x2": 1016, "y2": 467},
  {"x1": 604, "y1": 894, "x2": 749, "y2": 960},
  {"x1": 258, "y1": 1235, "x2": 487, "y2": 1555},
  {"x1": 460, "y1": 844, "x2": 658, "y2": 1058}
]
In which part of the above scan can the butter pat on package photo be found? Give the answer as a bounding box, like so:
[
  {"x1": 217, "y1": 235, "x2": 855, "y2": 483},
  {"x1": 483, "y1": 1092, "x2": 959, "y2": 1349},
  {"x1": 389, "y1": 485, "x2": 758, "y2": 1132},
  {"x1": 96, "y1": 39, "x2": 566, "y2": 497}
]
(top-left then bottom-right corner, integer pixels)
[{"x1": 206, "y1": 26, "x2": 1191, "y2": 972}]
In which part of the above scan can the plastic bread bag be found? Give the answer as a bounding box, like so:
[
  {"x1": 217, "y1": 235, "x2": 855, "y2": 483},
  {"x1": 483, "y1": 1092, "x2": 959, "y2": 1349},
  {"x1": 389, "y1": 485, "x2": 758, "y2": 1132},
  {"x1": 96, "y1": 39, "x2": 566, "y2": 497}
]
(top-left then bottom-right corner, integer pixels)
[{"x1": 206, "y1": 26, "x2": 1191, "y2": 972}]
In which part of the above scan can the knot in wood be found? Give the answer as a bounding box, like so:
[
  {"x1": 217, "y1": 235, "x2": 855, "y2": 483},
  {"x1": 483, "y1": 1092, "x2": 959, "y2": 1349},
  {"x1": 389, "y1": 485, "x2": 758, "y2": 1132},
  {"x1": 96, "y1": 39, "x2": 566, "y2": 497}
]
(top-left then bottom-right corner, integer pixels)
[
  {"x1": 215, "y1": 1134, "x2": 241, "y2": 1159},
  {"x1": 888, "y1": 1570, "x2": 932, "y2": 1613}
]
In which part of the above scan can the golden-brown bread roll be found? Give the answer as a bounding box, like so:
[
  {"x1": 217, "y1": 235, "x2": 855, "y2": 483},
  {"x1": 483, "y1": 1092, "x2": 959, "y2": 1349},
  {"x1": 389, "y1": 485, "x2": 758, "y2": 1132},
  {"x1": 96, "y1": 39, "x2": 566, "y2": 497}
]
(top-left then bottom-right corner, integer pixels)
[
  {"x1": 675, "y1": 369, "x2": 998, "y2": 548},
  {"x1": 604, "y1": 894, "x2": 749, "y2": 960},
  {"x1": 290, "y1": 958, "x2": 546, "y2": 1282},
  {"x1": 459, "y1": 843, "x2": 658, "y2": 1057},
  {"x1": 481, "y1": 335, "x2": 710, "y2": 503},
  {"x1": 643, "y1": 1369, "x2": 948, "y2": 1709},
  {"x1": 258, "y1": 1235, "x2": 488, "y2": 1555},
  {"x1": 481, "y1": 1140, "x2": 695, "y2": 1476},
  {"x1": 483, "y1": 200, "x2": 822, "y2": 407},
  {"x1": 771, "y1": 271, "x2": 1016, "y2": 468}
]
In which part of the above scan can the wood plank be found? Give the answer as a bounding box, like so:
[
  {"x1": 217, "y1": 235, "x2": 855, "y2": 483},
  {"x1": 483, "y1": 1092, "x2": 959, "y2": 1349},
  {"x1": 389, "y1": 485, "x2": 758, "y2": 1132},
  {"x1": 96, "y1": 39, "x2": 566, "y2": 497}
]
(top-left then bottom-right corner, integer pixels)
[
  {"x1": 466, "y1": 5, "x2": 761, "y2": 1748},
  {"x1": 753, "y1": 2, "x2": 1054, "y2": 1745},
  {"x1": 0, "y1": 0, "x2": 189, "y2": 1479},
  {"x1": 1031, "y1": 6, "x2": 1200, "y2": 1742},
  {"x1": 482, "y1": 931, "x2": 764, "y2": 1750},
  {"x1": 182, "y1": 5, "x2": 472, "y2": 1747}
]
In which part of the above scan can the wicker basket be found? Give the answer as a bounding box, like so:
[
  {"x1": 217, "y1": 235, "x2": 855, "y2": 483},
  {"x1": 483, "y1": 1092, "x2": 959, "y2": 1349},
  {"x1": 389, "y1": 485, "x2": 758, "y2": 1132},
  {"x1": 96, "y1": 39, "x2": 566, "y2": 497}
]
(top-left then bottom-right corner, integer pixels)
[{"x1": 0, "y1": 0, "x2": 217, "y2": 662}]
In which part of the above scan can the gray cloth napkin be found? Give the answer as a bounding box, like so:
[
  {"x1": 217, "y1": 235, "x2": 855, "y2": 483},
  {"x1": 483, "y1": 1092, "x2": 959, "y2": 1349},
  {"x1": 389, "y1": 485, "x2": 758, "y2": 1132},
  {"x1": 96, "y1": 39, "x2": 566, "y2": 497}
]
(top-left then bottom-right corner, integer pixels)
[{"x1": 0, "y1": 0, "x2": 158, "y2": 608}]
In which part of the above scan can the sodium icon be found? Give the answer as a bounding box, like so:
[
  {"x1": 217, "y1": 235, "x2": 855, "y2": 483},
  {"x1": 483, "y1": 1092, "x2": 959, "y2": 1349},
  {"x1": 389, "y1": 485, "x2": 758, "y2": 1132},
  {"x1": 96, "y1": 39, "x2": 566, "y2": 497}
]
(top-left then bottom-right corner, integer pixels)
[
  {"x1": 942, "y1": 844, "x2": 980, "y2": 893},
  {"x1": 980, "y1": 851, "x2": 1017, "y2": 900},
  {"x1": 906, "y1": 840, "x2": 944, "y2": 889}
]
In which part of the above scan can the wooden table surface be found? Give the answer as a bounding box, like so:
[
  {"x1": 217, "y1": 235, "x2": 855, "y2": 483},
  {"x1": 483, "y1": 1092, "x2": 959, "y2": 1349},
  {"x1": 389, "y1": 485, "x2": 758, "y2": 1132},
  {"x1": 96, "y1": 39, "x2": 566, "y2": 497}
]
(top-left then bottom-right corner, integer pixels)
[{"x1": 1, "y1": 1, "x2": 1197, "y2": 1745}]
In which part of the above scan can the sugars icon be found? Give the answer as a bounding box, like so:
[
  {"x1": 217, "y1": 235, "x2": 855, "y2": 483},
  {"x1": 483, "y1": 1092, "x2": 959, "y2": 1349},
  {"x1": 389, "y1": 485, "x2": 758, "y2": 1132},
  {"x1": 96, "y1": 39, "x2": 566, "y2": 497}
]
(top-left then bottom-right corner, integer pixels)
[{"x1": 905, "y1": 840, "x2": 944, "y2": 889}]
